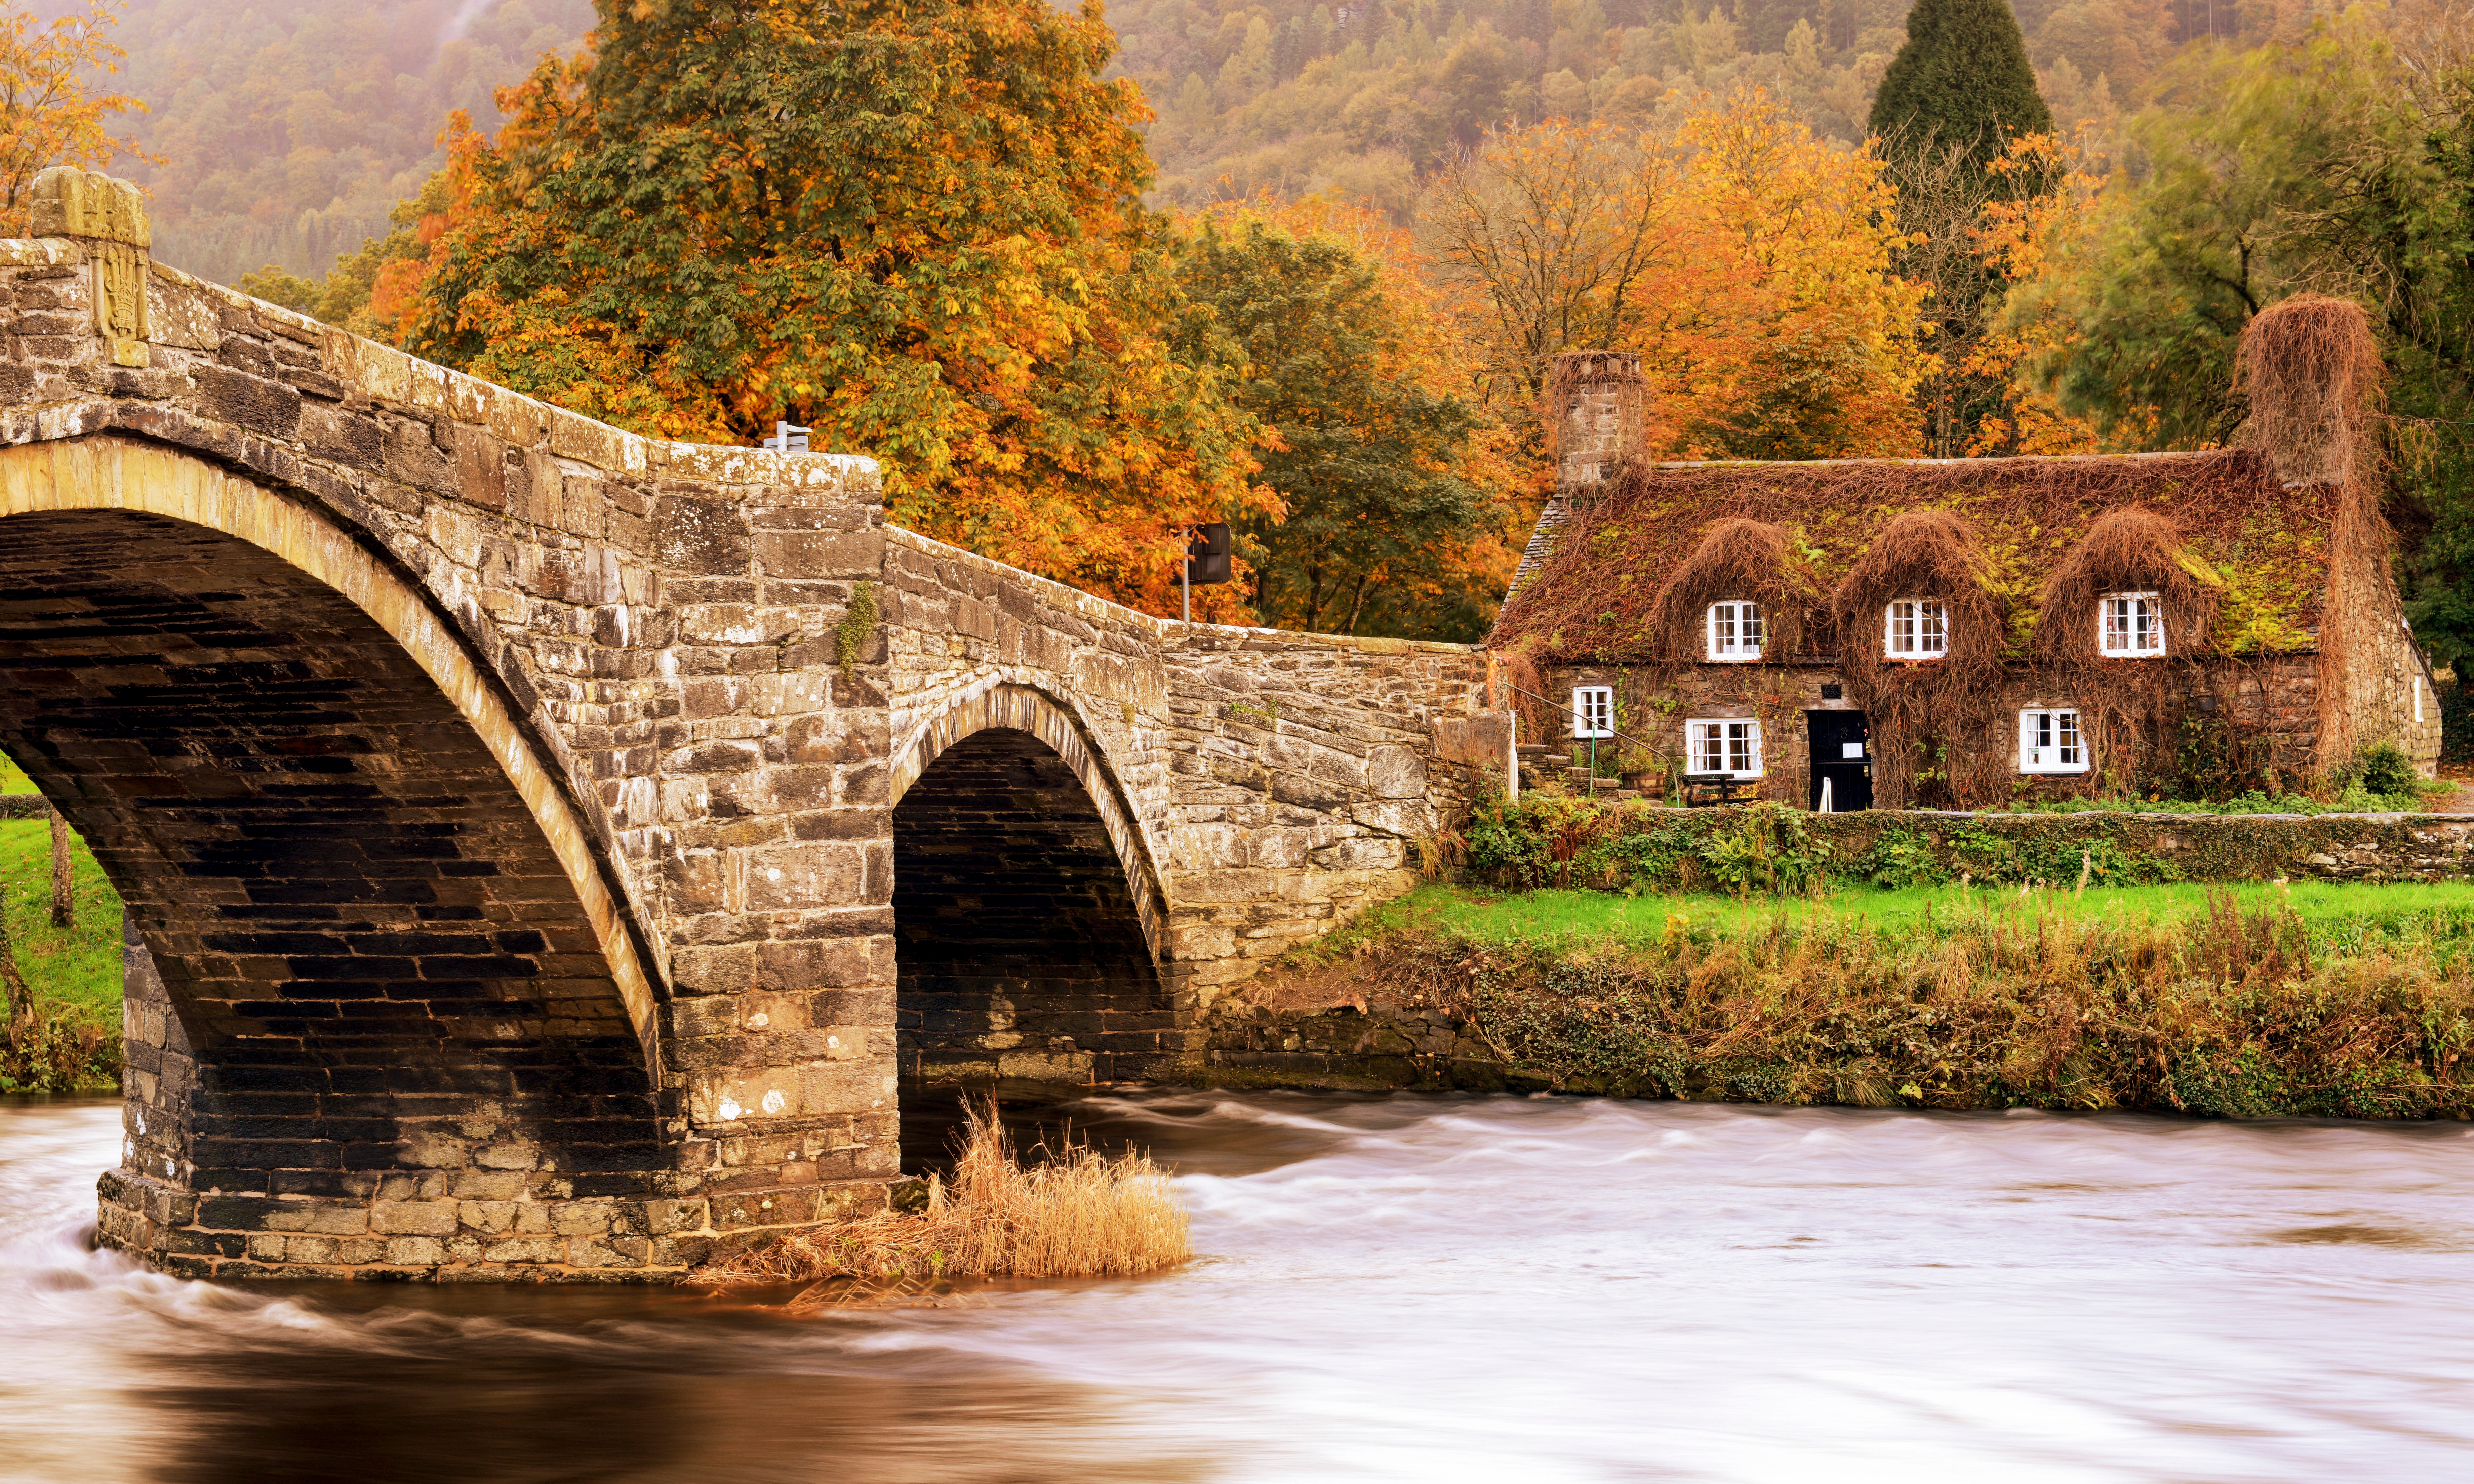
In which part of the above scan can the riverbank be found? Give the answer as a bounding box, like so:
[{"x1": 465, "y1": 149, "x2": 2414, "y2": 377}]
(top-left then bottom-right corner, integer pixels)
[{"x1": 1202, "y1": 880, "x2": 2474, "y2": 1119}]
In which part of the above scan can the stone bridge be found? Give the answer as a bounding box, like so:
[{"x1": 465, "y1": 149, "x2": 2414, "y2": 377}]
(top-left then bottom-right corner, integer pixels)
[{"x1": 0, "y1": 171, "x2": 1509, "y2": 1280}]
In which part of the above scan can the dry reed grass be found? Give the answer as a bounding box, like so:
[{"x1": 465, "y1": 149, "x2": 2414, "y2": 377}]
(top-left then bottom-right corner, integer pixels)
[{"x1": 695, "y1": 1098, "x2": 1191, "y2": 1303}]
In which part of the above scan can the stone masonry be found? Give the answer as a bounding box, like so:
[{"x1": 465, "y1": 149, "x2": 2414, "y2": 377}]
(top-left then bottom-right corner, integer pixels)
[{"x1": 0, "y1": 168, "x2": 1504, "y2": 1281}]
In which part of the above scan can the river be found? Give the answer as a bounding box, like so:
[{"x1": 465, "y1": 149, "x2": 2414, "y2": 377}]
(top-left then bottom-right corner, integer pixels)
[{"x1": 3, "y1": 1091, "x2": 2472, "y2": 1481}]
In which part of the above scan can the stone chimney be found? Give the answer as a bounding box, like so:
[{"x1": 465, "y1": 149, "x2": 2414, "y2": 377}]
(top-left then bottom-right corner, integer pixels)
[
  {"x1": 1508, "y1": 351, "x2": 1644, "y2": 592},
  {"x1": 1553, "y1": 349, "x2": 1643, "y2": 497}
]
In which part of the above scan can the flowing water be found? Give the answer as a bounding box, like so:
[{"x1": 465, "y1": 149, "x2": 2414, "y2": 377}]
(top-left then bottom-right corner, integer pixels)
[{"x1": 3, "y1": 1090, "x2": 2473, "y2": 1482}]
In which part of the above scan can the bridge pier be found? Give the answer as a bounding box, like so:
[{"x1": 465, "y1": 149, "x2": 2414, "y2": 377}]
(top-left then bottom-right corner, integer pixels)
[{"x1": 0, "y1": 167, "x2": 1502, "y2": 1281}]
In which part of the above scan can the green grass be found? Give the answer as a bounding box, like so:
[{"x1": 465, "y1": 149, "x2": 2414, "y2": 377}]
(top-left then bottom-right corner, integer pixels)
[
  {"x1": 0, "y1": 751, "x2": 33, "y2": 793},
  {"x1": 0, "y1": 818, "x2": 126, "y2": 1025},
  {"x1": 1334, "y1": 878, "x2": 2474, "y2": 960}
]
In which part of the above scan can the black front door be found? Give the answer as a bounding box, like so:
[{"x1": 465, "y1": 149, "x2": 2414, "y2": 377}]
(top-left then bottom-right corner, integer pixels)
[{"x1": 1807, "y1": 710, "x2": 1873, "y2": 811}]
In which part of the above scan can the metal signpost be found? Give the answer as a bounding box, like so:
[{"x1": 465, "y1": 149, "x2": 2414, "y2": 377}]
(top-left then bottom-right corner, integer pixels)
[{"x1": 1183, "y1": 522, "x2": 1230, "y2": 622}]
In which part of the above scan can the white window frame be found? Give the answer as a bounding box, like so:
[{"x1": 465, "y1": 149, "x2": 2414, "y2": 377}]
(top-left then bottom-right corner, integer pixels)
[
  {"x1": 1704, "y1": 600, "x2": 1765, "y2": 662},
  {"x1": 1686, "y1": 718, "x2": 1763, "y2": 778},
  {"x1": 1572, "y1": 685, "x2": 1615, "y2": 739},
  {"x1": 2099, "y1": 591, "x2": 2165, "y2": 657},
  {"x1": 2018, "y1": 708, "x2": 2089, "y2": 773},
  {"x1": 1884, "y1": 598, "x2": 1948, "y2": 659}
]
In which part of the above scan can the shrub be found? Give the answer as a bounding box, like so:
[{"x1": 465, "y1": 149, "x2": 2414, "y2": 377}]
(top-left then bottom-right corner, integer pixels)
[
  {"x1": 2348, "y1": 740, "x2": 2419, "y2": 798},
  {"x1": 1695, "y1": 803, "x2": 1828, "y2": 896},
  {"x1": 0, "y1": 1001, "x2": 119, "y2": 1093},
  {"x1": 1853, "y1": 827, "x2": 1946, "y2": 889}
]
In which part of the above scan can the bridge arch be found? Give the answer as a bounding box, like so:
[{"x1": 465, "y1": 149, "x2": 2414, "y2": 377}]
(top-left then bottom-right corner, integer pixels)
[
  {"x1": 0, "y1": 437, "x2": 657, "y2": 1033},
  {"x1": 888, "y1": 683, "x2": 1185, "y2": 1104},
  {"x1": 1, "y1": 438, "x2": 673, "y2": 1274}
]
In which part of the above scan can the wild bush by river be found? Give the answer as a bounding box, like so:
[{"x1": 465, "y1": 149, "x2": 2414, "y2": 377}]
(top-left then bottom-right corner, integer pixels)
[{"x1": 1212, "y1": 881, "x2": 2474, "y2": 1120}]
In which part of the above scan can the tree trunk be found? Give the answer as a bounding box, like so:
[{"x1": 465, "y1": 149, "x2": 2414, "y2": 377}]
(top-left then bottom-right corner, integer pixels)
[
  {"x1": 48, "y1": 811, "x2": 72, "y2": 930},
  {"x1": 0, "y1": 888, "x2": 33, "y2": 1038}
]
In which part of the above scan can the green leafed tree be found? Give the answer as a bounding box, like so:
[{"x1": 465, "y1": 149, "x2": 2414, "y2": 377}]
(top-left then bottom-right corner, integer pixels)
[
  {"x1": 2019, "y1": 16, "x2": 2474, "y2": 667},
  {"x1": 1173, "y1": 209, "x2": 1504, "y2": 639},
  {"x1": 1869, "y1": 0, "x2": 2053, "y2": 170}
]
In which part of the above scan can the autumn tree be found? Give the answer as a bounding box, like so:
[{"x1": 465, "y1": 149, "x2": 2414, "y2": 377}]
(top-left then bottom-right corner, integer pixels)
[
  {"x1": 245, "y1": 168, "x2": 454, "y2": 338},
  {"x1": 1176, "y1": 198, "x2": 1526, "y2": 639},
  {"x1": 1956, "y1": 134, "x2": 2110, "y2": 457},
  {"x1": 1420, "y1": 117, "x2": 1669, "y2": 420},
  {"x1": 0, "y1": 0, "x2": 149, "y2": 233},
  {"x1": 1636, "y1": 88, "x2": 1930, "y2": 460},
  {"x1": 402, "y1": 0, "x2": 1267, "y2": 615}
]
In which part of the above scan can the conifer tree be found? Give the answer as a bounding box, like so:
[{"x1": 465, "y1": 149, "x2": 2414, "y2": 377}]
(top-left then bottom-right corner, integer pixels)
[{"x1": 1868, "y1": 0, "x2": 2052, "y2": 169}]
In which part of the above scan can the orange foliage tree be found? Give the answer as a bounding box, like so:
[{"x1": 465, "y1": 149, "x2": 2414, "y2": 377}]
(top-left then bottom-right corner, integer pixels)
[
  {"x1": 1424, "y1": 93, "x2": 1929, "y2": 464},
  {"x1": 0, "y1": 0, "x2": 150, "y2": 233},
  {"x1": 400, "y1": 0, "x2": 1268, "y2": 616},
  {"x1": 1634, "y1": 87, "x2": 1932, "y2": 460},
  {"x1": 1965, "y1": 131, "x2": 2133, "y2": 456}
]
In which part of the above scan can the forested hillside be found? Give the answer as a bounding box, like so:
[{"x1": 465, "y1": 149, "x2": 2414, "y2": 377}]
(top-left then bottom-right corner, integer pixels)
[
  {"x1": 89, "y1": 0, "x2": 590, "y2": 283},
  {"x1": 1116, "y1": 0, "x2": 2271, "y2": 214},
  {"x1": 75, "y1": 0, "x2": 2275, "y2": 282}
]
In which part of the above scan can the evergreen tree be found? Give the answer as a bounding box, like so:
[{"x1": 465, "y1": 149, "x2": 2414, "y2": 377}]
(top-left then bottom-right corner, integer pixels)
[{"x1": 1868, "y1": 0, "x2": 2052, "y2": 168}]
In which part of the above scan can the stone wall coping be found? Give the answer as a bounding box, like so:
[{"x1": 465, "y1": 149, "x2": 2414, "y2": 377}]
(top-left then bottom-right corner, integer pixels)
[
  {"x1": 884, "y1": 524, "x2": 1481, "y2": 658},
  {"x1": 0, "y1": 237, "x2": 80, "y2": 268},
  {"x1": 0, "y1": 237, "x2": 881, "y2": 497}
]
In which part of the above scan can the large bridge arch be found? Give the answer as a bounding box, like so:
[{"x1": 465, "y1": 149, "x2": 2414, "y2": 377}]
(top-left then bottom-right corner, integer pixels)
[
  {"x1": 0, "y1": 438, "x2": 659, "y2": 1030},
  {"x1": 0, "y1": 439, "x2": 681, "y2": 1278},
  {"x1": 888, "y1": 683, "x2": 1189, "y2": 1103}
]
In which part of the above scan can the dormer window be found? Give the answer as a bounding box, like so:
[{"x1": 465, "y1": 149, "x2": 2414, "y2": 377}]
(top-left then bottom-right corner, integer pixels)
[
  {"x1": 2100, "y1": 592, "x2": 2163, "y2": 657},
  {"x1": 1884, "y1": 599, "x2": 1947, "y2": 659},
  {"x1": 1705, "y1": 601, "x2": 1764, "y2": 661}
]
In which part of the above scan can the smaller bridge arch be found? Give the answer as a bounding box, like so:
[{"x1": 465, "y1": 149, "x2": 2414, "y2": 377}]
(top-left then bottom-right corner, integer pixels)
[
  {"x1": 888, "y1": 683, "x2": 1188, "y2": 1100},
  {"x1": 890, "y1": 679, "x2": 1169, "y2": 956}
]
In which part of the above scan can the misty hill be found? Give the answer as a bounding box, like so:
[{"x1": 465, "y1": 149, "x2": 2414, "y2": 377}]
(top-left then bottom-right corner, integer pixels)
[
  {"x1": 95, "y1": 0, "x2": 2245, "y2": 284},
  {"x1": 103, "y1": 0, "x2": 590, "y2": 285}
]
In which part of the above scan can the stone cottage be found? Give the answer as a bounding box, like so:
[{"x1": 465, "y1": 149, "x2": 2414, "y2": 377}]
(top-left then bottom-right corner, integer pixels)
[{"x1": 1492, "y1": 300, "x2": 2440, "y2": 811}]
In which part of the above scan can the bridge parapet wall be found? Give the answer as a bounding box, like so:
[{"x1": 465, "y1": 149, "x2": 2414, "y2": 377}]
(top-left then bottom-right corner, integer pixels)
[
  {"x1": 882, "y1": 528, "x2": 1494, "y2": 1007},
  {"x1": 1159, "y1": 625, "x2": 1490, "y2": 997}
]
